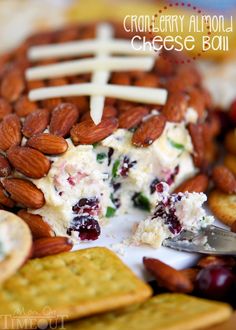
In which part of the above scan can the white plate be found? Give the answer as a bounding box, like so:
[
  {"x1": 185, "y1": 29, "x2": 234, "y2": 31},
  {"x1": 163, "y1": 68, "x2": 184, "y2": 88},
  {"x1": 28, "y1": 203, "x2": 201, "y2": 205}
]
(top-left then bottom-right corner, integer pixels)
[{"x1": 74, "y1": 209, "x2": 200, "y2": 279}]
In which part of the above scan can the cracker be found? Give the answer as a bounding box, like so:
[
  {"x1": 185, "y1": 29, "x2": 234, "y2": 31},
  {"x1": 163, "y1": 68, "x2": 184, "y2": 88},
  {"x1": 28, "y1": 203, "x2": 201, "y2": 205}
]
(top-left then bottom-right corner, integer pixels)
[
  {"x1": 224, "y1": 153, "x2": 236, "y2": 176},
  {"x1": 209, "y1": 189, "x2": 236, "y2": 226},
  {"x1": 63, "y1": 293, "x2": 232, "y2": 330},
  {"x1": 0, "y1": 247, "x2": 151, "y2": 329}
]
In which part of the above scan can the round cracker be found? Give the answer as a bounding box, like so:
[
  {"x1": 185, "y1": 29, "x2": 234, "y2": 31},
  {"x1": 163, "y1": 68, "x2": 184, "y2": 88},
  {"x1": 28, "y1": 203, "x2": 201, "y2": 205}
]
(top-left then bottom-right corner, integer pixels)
[
  {"x1": 208, "y1": 189, "x2": 236, "y2": 226},
  {"x1": 224, "y1": 153, "x2": 236, "y2": 176},
  {"x1": 0, "y1": 210, "x2": 32, "y2": 284},
  {"x1": 225, "y1": 130, "x2": 236, "y2": 155}
]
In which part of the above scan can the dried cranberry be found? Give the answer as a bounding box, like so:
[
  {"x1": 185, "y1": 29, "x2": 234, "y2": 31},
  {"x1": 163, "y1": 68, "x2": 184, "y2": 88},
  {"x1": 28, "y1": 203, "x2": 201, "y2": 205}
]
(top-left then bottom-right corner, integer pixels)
[
  {"x1": 166, "y1": 165, "x2": 179, "y2": 185},
  {"x1": 72, "y1": 197, "x2": 99, "y2": 215},
  {"x1": 67, "y1": 176, "x2": 75, "y2": 186},
  {"x1": 112, "y1": 181, "x2": 121, "y2": 192},
  {"x1": 119, "y1": 156, "x2": 137, "y2": 177},
  {"x1": 108, "y1": 147, "x2": 114, "y2": 166},
  {"x1": 156, "y1": 182, "x2": 165, "y2": 193},
  {"x1": 150, "y1": 178, "x2": 160, "y2": 194},
  {"x1": 67, "y1": 215, "x2": 101, "y2": 240}
]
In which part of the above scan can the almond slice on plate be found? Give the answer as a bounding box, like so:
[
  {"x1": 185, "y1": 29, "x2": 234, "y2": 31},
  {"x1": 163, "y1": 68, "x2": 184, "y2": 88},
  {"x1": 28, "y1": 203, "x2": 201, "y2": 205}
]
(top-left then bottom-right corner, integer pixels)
[{"x1": 0, "y1": 210, "x2": 32, "y2": 284}]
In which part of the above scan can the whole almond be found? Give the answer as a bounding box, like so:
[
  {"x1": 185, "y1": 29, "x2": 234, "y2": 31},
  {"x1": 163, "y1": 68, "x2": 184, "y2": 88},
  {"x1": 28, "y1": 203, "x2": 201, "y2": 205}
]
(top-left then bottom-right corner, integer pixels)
[
  {"x1": 174, "y1": 174, "x2": 209, "y2": 193},
  {"x1": 50, "y1": 103, "x2": 79, "y2": 137},
  {"x1": 32, "y1": 236, "x2": 73, "y2": 258},
  {"x1": 71, "y1": 117, "x2": 118, "y2": 145},
  {"x1": 162, "y1": 92, "x2": 188, "y2": 122},
  {"x1": 14, "y1": 95, "x2": 37, "y2": 117},
  {"x1": 212, "y1": 165, "x2": 236, "y2": 194},
  {"x1": 22, "y1": 108, "x2": 50, "y2": 138},
  {"x1": 27, "y1": 133, "x2": 68, "y2": 155},
  {"x1": 2, "y1": 178, "x2": 45, "y2": 208},
  {"x1": 18, "y1": 209, "x2": 54, "y2": 239},
  {"x1": 188, "y1": 123, "x2": 205, "y2": 168},
  {"x1": 119, "y1": 106, "x2": 149, "y2": 129},
  {"x1": 27, "y1": 79, "x2": 45, "y2": 91},
  {"x1": 143, "y1": 257, "x2": 193, "y2": 293},
  {"x1": 111, "y1": 72, "x2": 131, "y2": 85},
  {"x1": 0, "y1": 114, "x2": 22, "y2": 151},
  {"x1": 0, "y1": 155, "x2": 11, "y2": 177},
  {"x1": 0, "y1": 98, "x2": 12, "y2": 120},
  {"x1": 81, "y1": 105, "x2": 117, "y2": 122},
  {"x1": 7, "y1": 146, "x2": 50, "y2": 179},
  {"x1": 0, "y1": 185, "x2": 15, "y2": 208},
  {"x1": 1, "y1": 69, "x2": 25, "y2": 102},
  {"x1": 197, "y1": 256, "x2": 236, "y2": 269},
  {"x1": 132, "y1": 114, "x2": 166, "y2": 147},
  {"x1": 134, "y1": 73, "x2": 159, "y2": 88},
  {"x1": 41, "y1": 98, "x2": 62, "y2": 111}
]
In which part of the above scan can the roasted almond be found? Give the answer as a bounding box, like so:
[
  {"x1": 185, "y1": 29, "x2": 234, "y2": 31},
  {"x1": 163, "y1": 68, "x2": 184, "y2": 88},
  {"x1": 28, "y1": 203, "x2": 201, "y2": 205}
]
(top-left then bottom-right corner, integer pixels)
[
  {"x1": 71, "y1": 117, "x2": 118, "y2": 145},
  {"x1": 41, "y1": 97, "x2": 62, "y2": 111},
  {"x1": 0, "y1": 185, "x2": 15, "y2": 208},
  {"x1": 18, "y1": 209, "x2": 55, "y2": 239},
  {"x1": 162, "y1": 92, "x2": 188, "y2": 122},
  {"x1": 0, "y1": 155, "x2": 11, "y2": 177},
  {"x1": 1, "y1": 69, "x2": 25, "y2": 102},
  {"x1": 50, "y1": 103, "x2": 79, "y2": 137},
  {"x1": 119, "y1": 106, "x2": 149, "y2": 129},
  {"x1": 27, "y1": 133, "x2": 68, "y2": 155},
  {"x1": 134, "y1": 73, "x2": 159, "y2": 88},
  {"x1": 7, "y1": 146, "x2": 51, "y2": 179},
  {"x1": 2, "y1": 178, "x2": 45, "y2": 209},
  {"x1": 132, "y1": 114, "x2": 166, "y2": 147},
  {"x1": 143, "y1": 257, "x2": 193, "y2": 293},
  {"x1": 188, "y1": 123, "x2": 205, "y2": 168},
  {"x1": 0, "y1": 114, "x2": 22, "y2": 151},
  {"x1": 63, "y1": 96, "x2": 89, "y2": 113},
  {"x1": 212, "y1": 165, "x2": 236, "y2": 194},
  {"x1": 22, "y1": 108, "x2": 50, "y2": 138},
  {"x1": 32, "y1": 236, "x2": 73, "y2": 258},
  {"x1": 27, "y1": 79, "x2": 45, "y2": 91},
  {"x1": 111, "y1": 72, "x2": 131, "y2": 85},
  {"x1": 197, "y1": 256, "x2": 236, "y2": 269},
  {"x1": 14, "y1": 95, "x2": 37, "y2": 117},
  {"x1": 81, "y1": 105, "x2": 117, "y2": 121},
  {"x1": 174, "y1": 174, "x2": 209, "y2": 193},
  {"x1": 0, "y1": 98, "x2": 12, "y2": 120}
]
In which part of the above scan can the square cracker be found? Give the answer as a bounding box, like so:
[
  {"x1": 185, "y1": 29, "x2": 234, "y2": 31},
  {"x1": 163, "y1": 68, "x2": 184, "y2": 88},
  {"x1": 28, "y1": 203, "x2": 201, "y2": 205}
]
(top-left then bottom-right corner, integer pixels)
[
  {"x1": 63, "y1": 293, "x2": 232, "y2": 330},
  {"x1": 0, "y1": 247, "x2": 152, "y2": 329}
]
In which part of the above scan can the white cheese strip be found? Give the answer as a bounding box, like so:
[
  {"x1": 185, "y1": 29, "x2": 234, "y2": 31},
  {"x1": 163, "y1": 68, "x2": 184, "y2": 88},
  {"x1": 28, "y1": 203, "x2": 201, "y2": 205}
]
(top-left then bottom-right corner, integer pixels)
[
  {"x1": 90, "y1": 23, "x2": 113, "y2": 125},
  {"x1": 28, "y1": 39, "x2": 155, "y2": 60},
  {"x1": 26, "y1": 56, "x2": 155, "y2": 80},
  {"x1": 29, "y1": 83, "x2": 168, "y2": 105}
]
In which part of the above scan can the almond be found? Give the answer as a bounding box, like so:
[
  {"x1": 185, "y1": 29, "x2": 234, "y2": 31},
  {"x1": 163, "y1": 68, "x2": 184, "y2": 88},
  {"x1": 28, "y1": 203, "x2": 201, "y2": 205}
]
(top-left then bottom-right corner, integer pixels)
[
  {"x1": 188, "y1": 123, "x2": 205, "y2": 168},
  {"x1": 22, "y1": 108, "x2": 50, "y2": 138},
  {"x1": 0, "y1": 114, "x2": 22, "y2": 151},
  {"x1": 132, "y1": 114, "x2": 166, "y2": 147},
  {"x1": 32, "y1": 236, "x2": 73, "y2": 258},
  {"x1": 0, "y1": 98, "x2": 12, "y2": 120},
  {"x1": 14, "y1": 95, "x2": 37, "y2": 117},
  {"x1": 212, "y1": 165, "x2": 236, "y2": 194},
  {"x1": 63, "y1": 96, "x2": 89, "y2": 113},
  {"x1": 111, "y1": 72, "x2": 131, "y2": 85},
  {"x1": 162, "y1": 92, "x2": 188, "y2": 122},
  {"x1": 50, "y1": 103, "x2": 79, "y2": 137},
  {"x1": 2, "y1": 178, "x2": 45, "y2": 208},
  {"x1": 174, "y1": 174, "x2": 209, "y2": 193},
  {"x1": 119, "y1": 106, "x2": 149, "y2": 129},
  {"x1": 7, "y1": 146, "x2": 51, "y2": 179},
  {"x1": 197, "y1": 256, "x2": 236, "y2": 269},
  {"x1": 0, "y1": 155, "x2": 11, "y2": 177},
  {"x1": 27, "y1": 133, "x2": 68, "y2": 155},
  {"x1": 134, "y1": 73, "x2": 159, "y2": 88},
  {"x1": 81, "y1": 105, "x2": 117, "y2": 121},
  {"x1": 143, "y1": 257, "x2": 193, "y2": 293},
  {"x1": 188, "y1": 88, "x2": 205, "y2": 119},
  {"x1": 41, "y1": 97, "x2": 62, "y2": 111},
  {"x1": 71, "y1": 117, "x2": 118, "y2": 145},
  {"x1": 1, "y1": 69, "x2": 25, "y2": 102},
  {"x1": 27, "y1": 79, "x2": 45, "y2": 91},
  {"x1": 18, "y1": 209, "x2": 55, "y2": 239},
  {"x1": 0, "y1": 185, "x2": 15, "y2": 208}
]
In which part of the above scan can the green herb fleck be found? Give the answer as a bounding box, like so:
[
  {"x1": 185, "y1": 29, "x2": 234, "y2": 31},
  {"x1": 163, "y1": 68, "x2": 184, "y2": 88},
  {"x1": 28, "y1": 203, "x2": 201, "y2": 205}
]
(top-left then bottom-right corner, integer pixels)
[
  {"x1": 112, "y1": 159, "x2": 120, "y2": 177},
  {"x1": 132, "y1": 192, "x2": 151, "y2": 212},
  {"x1": 106, "y1": 206, "x2": 116, "y2": 218},
  {"x1": 168, "y1": 137, "x2": 185, "y2": 150},
  {"x1": 93, "y1": 142, "x2": 99, "y2": 148},
  {"x1": 96, "y1": 152, "x2": 107, "y2": 164}
]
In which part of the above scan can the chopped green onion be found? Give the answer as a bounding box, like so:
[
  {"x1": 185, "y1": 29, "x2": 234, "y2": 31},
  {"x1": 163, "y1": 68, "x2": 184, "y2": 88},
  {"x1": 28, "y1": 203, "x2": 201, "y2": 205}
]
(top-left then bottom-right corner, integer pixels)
[
  {"x1": 168, "y1": 137, "x2": 185, "y2": 150},
  {"x1": 132, "y1": 192, "x2": 151, "y2": 212},
  {"x1": 93, "y1": 143, "x2": 99, "y2": 148},
  {"x1": 96, "y1": 152, "x2": 107, "y2": 163},
  {"x1": 112, "y1": 159, "x2": 120, "y2": 177},
  {"x1": 106, "y1": 206, "x2": 116, "y2": 217}
]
